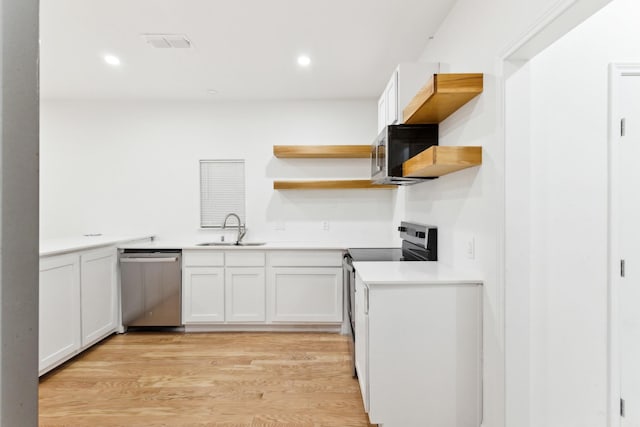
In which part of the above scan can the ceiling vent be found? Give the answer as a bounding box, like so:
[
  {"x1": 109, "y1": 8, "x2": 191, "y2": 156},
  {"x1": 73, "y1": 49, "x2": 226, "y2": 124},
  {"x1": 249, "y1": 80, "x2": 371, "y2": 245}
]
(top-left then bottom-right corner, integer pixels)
[{"x1": 142, "y1": 34, "x2": 192, "y2": 49}]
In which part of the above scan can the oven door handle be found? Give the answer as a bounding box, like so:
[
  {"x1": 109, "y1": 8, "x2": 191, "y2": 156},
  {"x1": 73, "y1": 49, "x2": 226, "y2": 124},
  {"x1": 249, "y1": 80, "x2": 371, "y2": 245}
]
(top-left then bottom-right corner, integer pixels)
[{"x1": 342, "y1": 255, "x2": 355, "y2": 272}]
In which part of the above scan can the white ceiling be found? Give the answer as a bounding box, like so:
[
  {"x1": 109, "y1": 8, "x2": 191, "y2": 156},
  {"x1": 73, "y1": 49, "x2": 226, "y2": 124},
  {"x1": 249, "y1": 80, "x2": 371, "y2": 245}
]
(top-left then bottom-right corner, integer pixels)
[{"x1": 40, "y1": 0, "x2": 456, "y2": 100}]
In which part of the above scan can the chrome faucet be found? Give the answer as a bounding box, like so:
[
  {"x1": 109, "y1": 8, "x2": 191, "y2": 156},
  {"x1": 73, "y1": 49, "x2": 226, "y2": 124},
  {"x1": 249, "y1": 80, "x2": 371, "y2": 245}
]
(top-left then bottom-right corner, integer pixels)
[{"x1": 222, "y1": 213, "x2": 246, "y2": 244}]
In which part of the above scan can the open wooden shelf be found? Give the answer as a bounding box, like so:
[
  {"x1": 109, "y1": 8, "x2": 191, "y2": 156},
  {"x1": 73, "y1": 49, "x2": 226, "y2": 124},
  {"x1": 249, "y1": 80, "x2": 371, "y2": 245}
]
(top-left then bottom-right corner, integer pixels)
[
  {"x1": 403, "y1": 146, "x2": 482, "y2": 178},
  {"x1": 274, "y1": 180, "x2": 396, "y2": 190},
  {"x1": 403, "y1": 73, "x2": 483, "y2": 124},
  {"x1": 273, "y1": 145, "x2": 371, "y2": 159}
]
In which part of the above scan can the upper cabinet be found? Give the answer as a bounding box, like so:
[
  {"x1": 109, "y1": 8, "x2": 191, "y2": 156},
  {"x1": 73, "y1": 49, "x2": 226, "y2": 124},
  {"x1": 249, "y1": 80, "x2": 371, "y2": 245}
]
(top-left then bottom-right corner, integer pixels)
[
  {"x1": 377, "y1": 63, "x2": 439, "y2": 133},
  {"x1": 403, "y1": 73, "x2": 483, "y2": 124}
]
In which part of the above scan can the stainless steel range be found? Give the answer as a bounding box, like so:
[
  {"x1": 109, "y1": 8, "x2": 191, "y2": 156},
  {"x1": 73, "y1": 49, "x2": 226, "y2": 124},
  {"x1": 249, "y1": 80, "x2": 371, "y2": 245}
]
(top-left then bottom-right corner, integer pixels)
[{"x1": 343, "y1": 221, "x2": 437, "y2": 376}]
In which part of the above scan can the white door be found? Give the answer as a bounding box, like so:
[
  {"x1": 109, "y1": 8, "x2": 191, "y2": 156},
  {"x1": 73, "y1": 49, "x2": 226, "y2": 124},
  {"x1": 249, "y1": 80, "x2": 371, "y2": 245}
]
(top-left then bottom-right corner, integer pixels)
[
  {"x1": 39, "y1": 254, "x2": 81, "y2": 373},
  {"x1": 80, "y1": 248, "x2": 117, "y2": 346},
  {"x1": 182, "y1": 267, "x2": 225, "y2": 323},
  {"x1": 613, "y1": 64, "x2": 640, "y2": 426},
  {"x1": 225, "y1": 267, "x2": 265, "y2": 322}
]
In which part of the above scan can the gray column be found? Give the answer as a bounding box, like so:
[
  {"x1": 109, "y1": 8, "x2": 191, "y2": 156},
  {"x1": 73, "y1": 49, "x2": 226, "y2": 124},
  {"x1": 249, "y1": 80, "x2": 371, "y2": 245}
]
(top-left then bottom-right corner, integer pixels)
[{"x1": 0, "y1": 0, "x2": 39, "y2": 425}]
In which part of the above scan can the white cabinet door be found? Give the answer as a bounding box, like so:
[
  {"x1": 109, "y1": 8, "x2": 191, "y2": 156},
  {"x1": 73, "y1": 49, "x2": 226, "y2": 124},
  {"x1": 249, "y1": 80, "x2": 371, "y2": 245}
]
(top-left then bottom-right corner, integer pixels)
[
  {"x1": 267, "y1": 267, "x2": 343, "y2": 323},
  {"x1": 377, "y1": 92, "x2": 387, "y2": 133},
  {"x1": 225, "y1": 267, "x2": 265, "y2": 322},
  {"x1": 80, "y1": 248, "x2": 117, "y2": 347},
  {"x1": 39, "y1": 254, "x2": 81, "y2": 373},
  {"x1": 385, "y1": 71, "x2": 398, "y2": 126},
  {"x1": 354, "y1": 275, "x2": 370, "y2": 413},
  {"x1": 183, "y1": 267, "x2": 225, "y2": 323}
]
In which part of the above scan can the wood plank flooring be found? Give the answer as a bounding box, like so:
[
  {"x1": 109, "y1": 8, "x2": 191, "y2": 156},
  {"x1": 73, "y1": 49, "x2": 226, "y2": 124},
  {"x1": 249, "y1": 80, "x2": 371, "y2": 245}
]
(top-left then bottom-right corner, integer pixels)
[{"x1": 39, "y1": 332, "x2": 374, "y2": 427}]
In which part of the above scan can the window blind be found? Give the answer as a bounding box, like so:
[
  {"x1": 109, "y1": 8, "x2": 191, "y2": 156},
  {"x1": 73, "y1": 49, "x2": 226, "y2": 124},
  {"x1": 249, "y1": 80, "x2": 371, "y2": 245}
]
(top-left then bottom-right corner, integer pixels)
[{"x1": 200, "y1": 160, "x2": 246, "y2": 228}]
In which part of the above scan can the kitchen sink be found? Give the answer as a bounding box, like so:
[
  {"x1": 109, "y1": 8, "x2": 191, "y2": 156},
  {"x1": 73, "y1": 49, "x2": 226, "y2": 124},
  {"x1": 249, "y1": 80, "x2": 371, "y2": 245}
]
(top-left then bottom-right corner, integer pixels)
[{"x1": 196, "y1": 242, "x2": 266, "y2": 247}]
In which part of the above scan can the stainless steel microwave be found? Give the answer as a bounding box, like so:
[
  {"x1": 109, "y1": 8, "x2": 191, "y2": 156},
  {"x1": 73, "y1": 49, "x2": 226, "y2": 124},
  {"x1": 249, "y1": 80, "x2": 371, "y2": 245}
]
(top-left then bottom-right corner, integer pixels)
[{"x1": 371, "y1": 124, "x2": 438, "y2": 185}]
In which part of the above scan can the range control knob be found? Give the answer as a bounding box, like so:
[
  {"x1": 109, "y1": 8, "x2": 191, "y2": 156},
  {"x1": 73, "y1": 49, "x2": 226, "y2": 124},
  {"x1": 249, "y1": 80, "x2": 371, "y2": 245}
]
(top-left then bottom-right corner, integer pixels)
[
  {"x1": 415, "y1": 231, "x2": 426, "y2": 238},
  {"x1": 398, "y1": 226, "x2": 407, "y2": 232}
]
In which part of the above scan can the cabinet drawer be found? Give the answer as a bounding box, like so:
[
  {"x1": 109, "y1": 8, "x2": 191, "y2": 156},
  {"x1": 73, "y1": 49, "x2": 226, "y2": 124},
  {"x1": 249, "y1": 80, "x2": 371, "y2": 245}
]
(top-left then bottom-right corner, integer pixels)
[
  {"x1": 267, "y1": 251, "x2": 343, "y2": 267},
  {"x1": 225, "y1": 251, "x2": 265, "y2": 267},
  {"x1": 183, "y1": 251, "x2": 224, "y2": 267}
]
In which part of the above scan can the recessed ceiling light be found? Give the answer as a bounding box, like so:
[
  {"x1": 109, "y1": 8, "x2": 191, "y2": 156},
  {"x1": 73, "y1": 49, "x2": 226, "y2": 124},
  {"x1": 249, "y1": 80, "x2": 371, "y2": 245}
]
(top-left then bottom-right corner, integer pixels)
[
  {"x1": 207, "y1": 89, "x2": 218, "y2": 95},
  {"x1": 104, "y1": 55, "x2": 121, "y2": 66},
  {"x1": 297, "y1": 55, "x2": 311, "y2": 67}
]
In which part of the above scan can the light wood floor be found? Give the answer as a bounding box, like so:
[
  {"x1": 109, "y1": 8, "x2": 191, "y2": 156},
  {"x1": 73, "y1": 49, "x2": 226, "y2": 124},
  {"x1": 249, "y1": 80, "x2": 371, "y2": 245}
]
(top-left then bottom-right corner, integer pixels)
[{"x1": 39, "y1": 332, "x2": 374, "y2": 427}]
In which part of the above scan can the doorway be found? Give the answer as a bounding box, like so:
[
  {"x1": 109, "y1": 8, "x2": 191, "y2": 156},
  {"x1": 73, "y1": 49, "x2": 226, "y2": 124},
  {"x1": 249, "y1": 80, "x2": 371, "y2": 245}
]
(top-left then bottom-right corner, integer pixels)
[{"x1": 609, "y1": 63, "x2": 640, "y2": 426}]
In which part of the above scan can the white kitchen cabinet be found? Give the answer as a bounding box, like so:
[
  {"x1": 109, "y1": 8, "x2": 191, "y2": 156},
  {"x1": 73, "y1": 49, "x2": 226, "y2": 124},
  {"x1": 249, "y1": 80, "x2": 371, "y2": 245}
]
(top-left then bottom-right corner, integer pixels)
[
  {"x1": 39, "y1": 254, "x2": 81, "y2": 373},
  {"x1": 354, "y1": 274, "x2": 369, "y2": 412},
  {"x1": 355, "y1": 273, "x2": 482, "y2": 427},
  {"x1": 80, "y1": 247, "x2": 117, "y2": 347},
  {"x1": 267, "y1": 267, "x2": 343, "y2": 323},
  {"x1": 182, "y1": 267, "x2": 225, "y2": 323},
  {"x1": 377, "y1": 62, "x2": 439, "y2": 132},
  {"x1": 225, "y1": 267, "x2": 266, "y2": 322},
  {"x1": 182, "y1": 249, "x2": 342, "y2": 327},
  {"x1": 182, "y1": 250, "x2": 266, "y2": 324}
]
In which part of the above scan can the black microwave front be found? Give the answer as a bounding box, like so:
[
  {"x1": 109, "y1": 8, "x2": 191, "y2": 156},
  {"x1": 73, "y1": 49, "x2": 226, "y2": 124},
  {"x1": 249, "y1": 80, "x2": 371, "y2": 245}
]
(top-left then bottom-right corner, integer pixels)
[{"x1": 370, "y1": 124, "x2": 438, "y2": 185}]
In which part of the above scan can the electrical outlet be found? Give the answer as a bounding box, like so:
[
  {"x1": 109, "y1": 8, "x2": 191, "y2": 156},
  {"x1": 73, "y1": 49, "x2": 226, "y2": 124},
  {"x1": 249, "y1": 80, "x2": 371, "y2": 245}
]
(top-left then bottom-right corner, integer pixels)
[
  {"x1": 466, "y1": 237, "x2": 475, "y2": 260},
  {"x1": 274, "y1": 221, "x2": 285, "y2": 231},
  {"x1": 321, "y1": 220, "x2": 330, "y2": 231}
]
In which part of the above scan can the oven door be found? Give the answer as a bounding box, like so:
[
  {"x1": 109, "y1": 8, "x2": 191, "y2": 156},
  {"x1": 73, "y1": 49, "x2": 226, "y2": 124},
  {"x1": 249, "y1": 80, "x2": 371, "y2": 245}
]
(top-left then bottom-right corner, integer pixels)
[{"x1": 342, "y1": 254, "x2": 357, "y2": 378}]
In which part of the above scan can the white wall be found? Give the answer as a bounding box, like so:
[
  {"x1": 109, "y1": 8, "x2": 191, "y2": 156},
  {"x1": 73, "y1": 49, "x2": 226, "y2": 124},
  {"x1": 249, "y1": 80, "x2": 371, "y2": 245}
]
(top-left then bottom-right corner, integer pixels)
[
  {"x1": 405, "y1": 1, "x2": 611, "y2": 427},
  {"x1": 524, "y1": 0, "x2": 640, "y2": 425},
  {"x1": 40, "y1": 99, "x2": 397, "y2": 245}
]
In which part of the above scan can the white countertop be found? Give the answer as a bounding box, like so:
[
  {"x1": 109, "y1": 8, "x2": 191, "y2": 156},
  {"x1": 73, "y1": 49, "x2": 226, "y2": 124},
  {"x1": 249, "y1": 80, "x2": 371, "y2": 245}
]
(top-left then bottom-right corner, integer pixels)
[
  {"x1": 40, "y1": 234, "x2": 155, "y2": 257},
  {"x1": 119, "y1": 239, "x2": 393, "y2": 251},
  {"x1": 353, "y1": 261, "x2": 483, "y2": 286}
]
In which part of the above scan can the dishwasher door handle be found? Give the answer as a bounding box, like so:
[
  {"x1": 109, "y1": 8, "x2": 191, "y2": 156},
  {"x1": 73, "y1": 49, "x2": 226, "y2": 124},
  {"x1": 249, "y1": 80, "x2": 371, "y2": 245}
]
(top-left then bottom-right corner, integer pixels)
[{"x1": 120, "y1": 257, "x2": 178, "y2": 263}]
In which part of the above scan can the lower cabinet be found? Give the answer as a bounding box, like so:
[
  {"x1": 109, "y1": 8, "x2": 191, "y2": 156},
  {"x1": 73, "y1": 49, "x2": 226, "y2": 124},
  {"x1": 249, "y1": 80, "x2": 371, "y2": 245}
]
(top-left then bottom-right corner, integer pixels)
[
  {"x1": 182, "y1": 251, "x2": 266, "y2": 325},
  {"x1": 225, "y1": 267, "x2": 266, "y2": 322},
  {"x1": 39, "y1": 246, "x2": 118, "y2": 375},
  {"x1": 267, "y1": 267, "x2": 343, "y2": 323},
  {"x1": 355, "y1": 274, "x2": 483, "y2": 427},
  {"x1": 39, "y1": 254, "x2": 82, "y2": 373},
  {"x1": 182, "y1": 267, "x2": 225, "y2": 323},
  {"x1": 181, "y1": 249, "x2": 343, "y2": 327},
  {"x1": 80, "y1": 248, "x2": 118, "y2": 347},
  {"x1": 354, "y1": 275, "x2": 370, "y2": 412}
]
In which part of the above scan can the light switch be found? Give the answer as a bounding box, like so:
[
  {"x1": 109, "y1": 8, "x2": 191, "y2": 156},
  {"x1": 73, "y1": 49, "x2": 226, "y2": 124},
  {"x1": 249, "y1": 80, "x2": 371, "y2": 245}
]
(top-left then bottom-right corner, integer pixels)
[{"x1": 466, "y1": 237, "x2": 475, "y2": 260}]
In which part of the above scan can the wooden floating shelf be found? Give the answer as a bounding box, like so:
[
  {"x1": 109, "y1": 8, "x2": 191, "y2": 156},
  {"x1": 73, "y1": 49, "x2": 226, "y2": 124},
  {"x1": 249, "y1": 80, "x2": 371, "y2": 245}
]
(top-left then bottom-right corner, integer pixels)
[
  {"x1": 403, "y1": 146, "x2": 482, "y2": 178},
  {"x1": 403, "y1": 73, "x2": 483, "y2": 124},
  {"x1": 273, "y1": 145, "x2": 371, "y2": 159},
  {"x1": 274, "y1": 180, "x2": 396, "y2": 190}
]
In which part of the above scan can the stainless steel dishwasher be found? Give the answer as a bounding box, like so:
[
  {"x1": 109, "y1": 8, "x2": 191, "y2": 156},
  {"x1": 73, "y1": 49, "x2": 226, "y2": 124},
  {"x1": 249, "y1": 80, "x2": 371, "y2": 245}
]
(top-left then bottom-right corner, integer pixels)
[{"x1": 119, "y1": 249, "x2": 182, "y2": 327}]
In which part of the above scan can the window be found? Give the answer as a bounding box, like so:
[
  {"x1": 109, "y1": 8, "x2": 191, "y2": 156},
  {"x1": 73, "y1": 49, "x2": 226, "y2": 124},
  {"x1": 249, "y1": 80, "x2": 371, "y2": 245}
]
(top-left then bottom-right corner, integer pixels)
[{"x1": 200, "y1": 160, "x2": 246, "y2": 228}]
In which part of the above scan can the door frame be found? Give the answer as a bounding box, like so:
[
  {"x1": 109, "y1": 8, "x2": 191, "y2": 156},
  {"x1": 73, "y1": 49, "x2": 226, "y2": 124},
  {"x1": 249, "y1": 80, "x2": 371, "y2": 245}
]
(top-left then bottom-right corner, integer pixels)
[{"x1": 607, "y1": 62, "x2": 640, "y2": 427}]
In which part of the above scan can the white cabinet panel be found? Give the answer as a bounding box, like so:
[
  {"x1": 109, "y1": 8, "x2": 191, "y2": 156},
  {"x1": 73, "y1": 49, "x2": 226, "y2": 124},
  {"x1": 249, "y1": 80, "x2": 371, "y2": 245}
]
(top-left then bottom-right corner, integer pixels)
[
  {"x1": 39, "y1": 254, "x2": 81, "y2": 373},
  {"x1": 377, "y1": 93, "x2": 386, "y2": 133},
  {"x1": 267, "y1": 251, "x2": 343, "y2": 267},
  {"x1": 225, "y1": 267, "x2": 266, "y2": 322},
  {"x1": 183, "y1": 251, "x2": 224, "y2": 267},
  {"x1": 225, "y1": 251, "x2": 265, "y2": 267},
  {"x1": 80, "y1": 248, "x2": 117, "y2": 347},
  {"x1": 385, "y1": 72, "x2": 398, "y2": 126},
  {"x1": 355, "y1": 275, "x2": 369, "y2": 413},
  {"x1": 356, "y1": 276, "x2": 482, "y2": 427},
  {"x1": 183, "y1": 267, "x2": 225, "y2": 323},
  {"x1": 267, "y1": 267, "x2": 343, "y2": 323}
]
